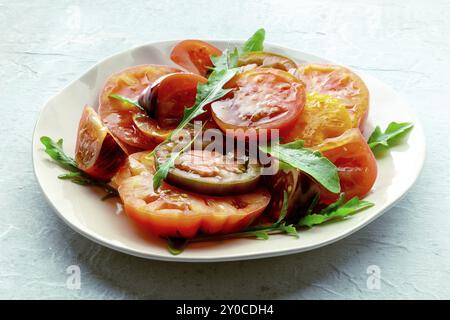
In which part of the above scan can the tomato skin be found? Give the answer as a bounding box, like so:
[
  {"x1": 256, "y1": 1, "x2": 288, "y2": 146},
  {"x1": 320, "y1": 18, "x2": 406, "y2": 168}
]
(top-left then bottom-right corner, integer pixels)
[
  {"x1": 284, "y1": 93, "x2": 353, "y2": 147},
  {"x1": 170, "y1": 40, "x2": 222, "y2": 77},
  {"x1": 211, "y1": 68, "x2": 306, "y2": 140},
  {"x1": 237, "y1": 51, "x2": 297, "y2": 72},
  {"x1": 116, "y1": 152, "x2": 271, "y2": 238},
  {"x1": 154, "y1": 73, "x2": 208, "y2": 128},
  {"x1": 75, "y1": 106, "x2": 127, "y2": 181},
  {"x1": 314, "y1": 129, "x2": 377, "y2": 204},
  {"x1": 263, "y1": 168, "x2": 301, "y2": 219},
  {"x1": 98, "y1": 64, "x2": 180, "y2": 150},
  {"x1": 293, "y1": 64, "x2": 369, "y2": 130},
  {"x1": 263, "y1": 167, "x2": 321, "y2": 220}
]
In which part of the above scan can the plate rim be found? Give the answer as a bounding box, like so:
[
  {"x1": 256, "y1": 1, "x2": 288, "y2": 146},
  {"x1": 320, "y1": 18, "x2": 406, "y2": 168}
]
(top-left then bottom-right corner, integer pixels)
[{"x1": 32, "y1": 39, "x2": 426, "y2": 262}]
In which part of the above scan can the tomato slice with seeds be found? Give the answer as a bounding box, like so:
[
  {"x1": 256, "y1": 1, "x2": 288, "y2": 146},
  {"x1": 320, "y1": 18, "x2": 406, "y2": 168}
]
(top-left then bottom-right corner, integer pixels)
[
  {"x1": 98, "y1": 64, "x2": 180, "y2": 150},
  {"x1": 116, "y1": 152, "x2": 271, "y2": 238},
  {"x1": 314, "y1": 129, "x2": 378, "y2": 204},
  {"x1": 292, "y1": 64, "x2": 369, "y2": 130},
  {"x1": 284, "y1": 92, "x2": 353, "y2": 147},
  {"x1": 170, "y1": 40, "x2": 222, "y2": 77},
  {"x1": 154, "y1": 143, "x2": 262, "y2": 196},
  {"x1": 211, "y1": 68, "x2": 306, "y2": 139},
  {"x1": 75, "y1": 106, "x2": 127, "y2": 181}
]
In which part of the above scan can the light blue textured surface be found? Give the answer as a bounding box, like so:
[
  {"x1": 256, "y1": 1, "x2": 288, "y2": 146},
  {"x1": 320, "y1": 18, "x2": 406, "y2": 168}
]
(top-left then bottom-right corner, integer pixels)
[{"x1": 1, "y1": 0, "x2": 449, "y2": 299}]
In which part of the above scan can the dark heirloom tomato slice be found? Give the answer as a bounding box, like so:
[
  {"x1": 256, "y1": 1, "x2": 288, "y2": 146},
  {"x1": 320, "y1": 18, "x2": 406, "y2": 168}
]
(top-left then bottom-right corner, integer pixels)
[
  {"x1": 263, "y1": 167, "x2": 320, "y2": 219},
  {"x1": 292, "y1": 64, "x2": 370, "y2": 130},
  {"x1": 153, "y1": 73, "x2": 208, "y2": 128},
  {"x1": 237, "y1": 51, "x2": 297, "y2": 72},
  {"x1": 154, "y1": 143, "x2": 262, "y2": 196},
  {"x1": 75, "y1": 106, "x2": 127, "y2": 181},
  {"x1": 314, "y1": 129, "x2": 378, "y2": 204},
  {"x1": 211, "y1": 68, "x2": 306, "y2": 139},
  {"x1": 116, "y1": 152, "x2": 271, "y2": 238},
  {"x1": 170, "y1": 40, "x2": 222, "y2": 77},
  {"x1": 284, "y1": 92, "x2": 353, "y2": 147},
  {"x1": 98, "y1": 64, "x2": 180, "y2": 150}
]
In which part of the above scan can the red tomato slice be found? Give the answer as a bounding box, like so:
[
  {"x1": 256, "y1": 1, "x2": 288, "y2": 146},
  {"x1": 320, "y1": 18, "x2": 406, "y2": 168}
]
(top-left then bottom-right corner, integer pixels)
[
  {"x1": 293, "y1": 64, "x2": 370, "y2": 130},
  {"x1": 75, "y1": 106, "x2": 127, "y2": 181},
  {"x1": 314, "y1": 129, "x2": 377, "y2": 204},
  {"x1": 98, "y1": 65, "x2": 180, "y2": 150},
  {"x1": 170, "y1": 40, "x2": 222, "y2": 77},
  {"x1": 154, "y1": 73, "x2": 208, "y2": 128},
  {"x1": 211, "y1": 68, "x2": 306, "y2": 139},
  {"x1": 116, "y1": 152, "x2": 271, "y2": 238}
]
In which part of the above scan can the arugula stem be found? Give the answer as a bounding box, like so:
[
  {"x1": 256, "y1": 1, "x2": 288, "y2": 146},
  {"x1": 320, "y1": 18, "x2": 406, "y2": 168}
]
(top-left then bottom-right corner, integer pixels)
[
  {"x1": 189, "y1": 227, "x2": 289, "y2": 243},
  {"x1": 109, "y1": 94, "x2": 145, "y2": 112},
  {"x1": 41, "y1": 137, "x2": 119, "y2": 200}
]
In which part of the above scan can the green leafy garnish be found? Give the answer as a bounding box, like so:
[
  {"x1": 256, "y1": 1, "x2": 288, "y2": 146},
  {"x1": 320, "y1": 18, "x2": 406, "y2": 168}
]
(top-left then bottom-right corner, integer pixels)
[
  {"x1": 298, "y1": 195, "x2": 374, "y2": 228},
  {"x1": 40, "y1": 137, "x2": 78, "y2": 172},
  {"x1": 109, "y1": 93, "x2": 145, "y2": 112},
  {"x1": 40, "y1": 136, "x2": 119, "y2": 199},
  {"x1": 368, "y1": 122, "x2": 413, "y2": 156},
  {"x1": 209, "y1": 28, "x2": 265, "y2": 70},
  {"x1": 240, "y1": 28, "x2": 265, "y2": 53},
  {"x1": 153, "y1": 123, "x2": 206, "y2": 190},
  {"x1": 259, "y1": 140, "x2": 341, "y2": 194},
  {"x1": 210, "y1": 48, "x2": 240, "y2": 70},
  {"x1": 167, "y1": 67, "x2": 237, "y2": 142}
]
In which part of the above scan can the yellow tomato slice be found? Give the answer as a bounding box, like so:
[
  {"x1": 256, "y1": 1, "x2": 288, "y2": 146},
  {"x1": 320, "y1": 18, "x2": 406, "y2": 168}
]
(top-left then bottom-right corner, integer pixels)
[
  {"x1": 284, "y1": 92, "x2": 353, "y2": 147},
  {"x1": 293, "y1": 64, "x2": 369, "y2": 130}
]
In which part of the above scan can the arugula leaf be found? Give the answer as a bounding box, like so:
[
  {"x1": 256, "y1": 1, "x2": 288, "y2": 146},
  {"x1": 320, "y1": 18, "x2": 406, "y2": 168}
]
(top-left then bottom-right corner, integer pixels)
[
  {"x1": 319, "y1": 193, "x2": 346, "y2": 215},
  {"x1": 40, "y1": 136, "x2": 78, "y2": 172},
  {"x1": 210, "y1": 48, "x2": 240, "y2": 70},
  {"x1": 109, "y1": 93, "x2": 145, "y2": 112},
  {"x1": 40, "y1": 136, "x2": 119, "y2": 199},
  {"x1": 259, "y1": 140, "x2": 340, "y2": 194},
  {"x1": 305, "y1": 193, "x2": 320, "y2": 216},
  {"x1": 275, "y1": 191, "x2": 289, "y2": 225},
  {"x1": 241, "y1": 28, "x2": 265, "y2": 54},
  {"x1": 167, "y1": 68, "x2": 237, "y2": 142},
  {"x1": 368, "y1": 122, "x2": 413, "y2": 155},
  {"x1": 210, "y1": 28, "x2": 265, "y2": 70},
  {"x1": 254, "y1": 231, "x2": 270, "y2": 240},
  {"x1": 153, "y1": 122, "x2": 207, "y2": 190},
  {"x1": 298, "y1": 196, "x2": 374, "y2": 228},
  {"x1": 152, "y1": 147, "x2": 186, "y2": 190}
]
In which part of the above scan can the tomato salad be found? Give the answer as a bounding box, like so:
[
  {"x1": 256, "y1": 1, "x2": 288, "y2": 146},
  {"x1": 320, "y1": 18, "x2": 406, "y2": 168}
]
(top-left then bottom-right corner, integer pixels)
[{"x1": 41, "y1": 29, "x2": 413, "y2": 253}]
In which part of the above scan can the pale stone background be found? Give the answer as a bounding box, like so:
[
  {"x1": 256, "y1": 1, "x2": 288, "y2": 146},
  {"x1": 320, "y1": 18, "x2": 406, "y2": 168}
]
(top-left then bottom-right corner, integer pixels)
[{"x1": 1, "y1": 0, "x2": 449, "y2": 299}]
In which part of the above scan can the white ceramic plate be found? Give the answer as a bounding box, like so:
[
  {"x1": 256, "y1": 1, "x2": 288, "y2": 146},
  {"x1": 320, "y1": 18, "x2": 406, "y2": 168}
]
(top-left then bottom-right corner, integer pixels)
[{"x1": 32, "y1": 40, "x2": 425, "y2": 262}]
